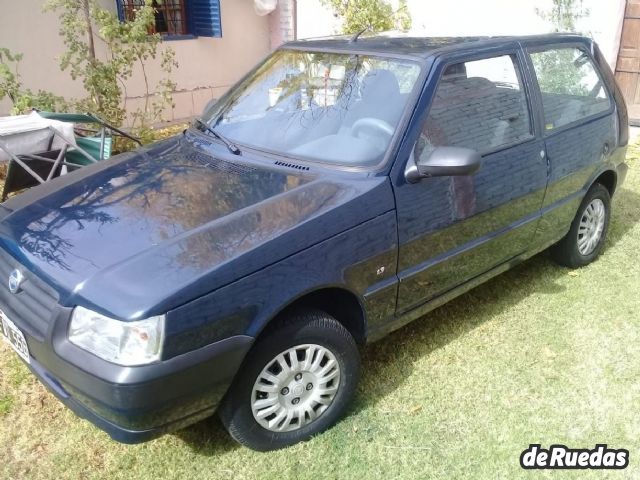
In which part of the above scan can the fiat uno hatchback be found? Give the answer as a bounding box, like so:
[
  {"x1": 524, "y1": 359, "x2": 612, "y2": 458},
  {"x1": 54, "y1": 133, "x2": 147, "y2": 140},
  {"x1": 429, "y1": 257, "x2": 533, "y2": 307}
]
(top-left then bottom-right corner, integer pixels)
[{"x1": 0, "y1": 33, "x2": 628, "y2": 451}]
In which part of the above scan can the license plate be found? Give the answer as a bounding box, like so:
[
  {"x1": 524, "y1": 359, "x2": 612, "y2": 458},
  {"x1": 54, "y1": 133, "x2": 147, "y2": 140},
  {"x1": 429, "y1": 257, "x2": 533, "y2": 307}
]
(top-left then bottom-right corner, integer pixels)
[{"x1": 0, "y1": 310, "x2": 30, "y2": 364}]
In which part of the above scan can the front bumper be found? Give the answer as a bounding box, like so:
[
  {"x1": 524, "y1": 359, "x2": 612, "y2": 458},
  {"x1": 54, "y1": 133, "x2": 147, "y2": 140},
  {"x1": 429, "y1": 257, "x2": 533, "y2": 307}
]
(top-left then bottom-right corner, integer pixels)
[
  {"x1": 0, "y1": 243, "x2": 254, "y2": 443},
  {"x1": 12, "y1": 309, "x2": 253, "y2": 443}
]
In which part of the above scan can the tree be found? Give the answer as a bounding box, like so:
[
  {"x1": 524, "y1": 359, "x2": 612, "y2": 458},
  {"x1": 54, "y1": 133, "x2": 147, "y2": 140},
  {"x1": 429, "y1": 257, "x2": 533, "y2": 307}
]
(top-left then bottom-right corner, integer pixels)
[
  {"x1": 0, "y1": 48, "x2": 68, "y2": 114},
  {"x1": 321, "y1": 0, "x2": 412, "y2": 34},
  {"x1": 43, "y1": 0, "x2": 177, "y2": 131},
  {"x1": 532, "y1": 0, "x2": 591, "y2": 98},
  {"x1": 536, "y1": 0, "x2": 589, "y2": 33}
]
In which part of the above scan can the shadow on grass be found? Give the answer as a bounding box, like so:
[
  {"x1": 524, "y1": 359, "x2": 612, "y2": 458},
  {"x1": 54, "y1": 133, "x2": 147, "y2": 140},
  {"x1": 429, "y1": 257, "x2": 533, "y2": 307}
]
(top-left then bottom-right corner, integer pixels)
[
  {"x1": 606, "y1": 187, "x2": 640, "y2": 249},
  {"x1": 174, "y1": 415, "x2": 240, "y2": 455},
  {"x1": 175, "y1": 185, "x2": 640, "y2": 456},
  {"x1": 351, "y1": 186, "x2": 640, "y2": 414},
  {"x1": 352, "y1": 255, "x2": 562, "y2": 413}
]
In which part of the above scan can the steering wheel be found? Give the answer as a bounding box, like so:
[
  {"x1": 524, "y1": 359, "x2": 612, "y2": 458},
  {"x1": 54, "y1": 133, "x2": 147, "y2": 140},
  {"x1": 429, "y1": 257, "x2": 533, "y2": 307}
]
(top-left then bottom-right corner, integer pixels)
[{"x1": 351, "y1": 117, "x2": 395, "y2": 139}]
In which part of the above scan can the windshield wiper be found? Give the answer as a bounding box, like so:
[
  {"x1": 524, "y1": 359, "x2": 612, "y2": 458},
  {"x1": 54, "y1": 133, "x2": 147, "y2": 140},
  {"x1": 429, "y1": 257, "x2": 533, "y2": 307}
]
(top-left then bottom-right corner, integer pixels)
[{"x1": 193, "y1": 117, "x2": 241, "y2": 155}]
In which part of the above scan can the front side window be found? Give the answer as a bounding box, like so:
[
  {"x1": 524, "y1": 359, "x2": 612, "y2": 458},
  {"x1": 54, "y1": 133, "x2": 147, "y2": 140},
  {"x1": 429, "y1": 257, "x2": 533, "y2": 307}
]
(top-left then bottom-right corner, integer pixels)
[
  {"x1": 201, "y1": 50, "x2": 422, "y2": 167},
  {"x1": 416, "y1": 54, "x2": 532, "y2": 161},
  {"x1": 530, "y1": 47, "x2": 611, "y2": 131}
]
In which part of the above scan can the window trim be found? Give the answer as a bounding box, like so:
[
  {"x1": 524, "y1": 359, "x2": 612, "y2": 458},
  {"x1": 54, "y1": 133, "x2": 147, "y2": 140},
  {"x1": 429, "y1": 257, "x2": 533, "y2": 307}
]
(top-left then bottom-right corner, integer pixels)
[
  {"x1": 526, "y1": 43, "x2": 615, "y2": 138},
  {"x1": 161, "y1": 34, "x2": 197, "y2": 41},
  {"x1": 415, "y1": 48, "x2": 538, "y2": 158}
]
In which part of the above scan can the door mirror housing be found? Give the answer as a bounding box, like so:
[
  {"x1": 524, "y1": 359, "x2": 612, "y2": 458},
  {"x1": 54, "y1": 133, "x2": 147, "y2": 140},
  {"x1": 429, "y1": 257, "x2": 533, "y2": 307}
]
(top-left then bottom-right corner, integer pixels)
[{"x1": 405, "y1": 146, "x2": 481, "y2": 183}]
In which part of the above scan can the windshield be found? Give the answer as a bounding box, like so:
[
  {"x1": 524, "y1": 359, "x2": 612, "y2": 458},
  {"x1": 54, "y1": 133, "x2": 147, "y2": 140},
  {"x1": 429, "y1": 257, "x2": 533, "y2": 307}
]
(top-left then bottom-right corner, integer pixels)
[{"x1": 201, "y1": 50, "x2": 422, "y2": 167}]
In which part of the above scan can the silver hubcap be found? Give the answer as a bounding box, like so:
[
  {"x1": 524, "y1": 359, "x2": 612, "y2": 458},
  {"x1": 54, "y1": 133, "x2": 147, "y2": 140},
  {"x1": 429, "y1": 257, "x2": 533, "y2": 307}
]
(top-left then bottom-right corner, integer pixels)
[
  {"x1": 577, "y1": 198, "x2": 606, "y2": 255},
  {"x1": 251, "y1": 344, "x2": 341, "y2": 432}
]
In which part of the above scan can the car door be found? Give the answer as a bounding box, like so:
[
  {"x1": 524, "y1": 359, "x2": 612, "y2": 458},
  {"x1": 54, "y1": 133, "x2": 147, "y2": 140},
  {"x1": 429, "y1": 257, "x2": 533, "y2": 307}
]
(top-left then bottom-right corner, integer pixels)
[
  {"x1": 392, "y1": 46, "x2": 548, "y2": 313},
  {"x1": 526, "y1": 43, "x2": 618, "y2": 244}
]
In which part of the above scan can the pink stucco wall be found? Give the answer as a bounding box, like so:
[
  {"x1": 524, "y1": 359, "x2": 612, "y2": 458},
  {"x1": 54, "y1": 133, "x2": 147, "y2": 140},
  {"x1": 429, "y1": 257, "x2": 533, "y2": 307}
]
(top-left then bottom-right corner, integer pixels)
[{"x1": 0, "y1": 0, "x2": 274, "y2": 124}]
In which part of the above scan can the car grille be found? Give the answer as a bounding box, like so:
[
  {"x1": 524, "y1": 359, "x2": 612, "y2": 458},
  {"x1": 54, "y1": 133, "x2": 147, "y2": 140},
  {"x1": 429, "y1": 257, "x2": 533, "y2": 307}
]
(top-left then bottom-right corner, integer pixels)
[{"x1": 0, "y1": 248, "x2": 59, "y2": 341}]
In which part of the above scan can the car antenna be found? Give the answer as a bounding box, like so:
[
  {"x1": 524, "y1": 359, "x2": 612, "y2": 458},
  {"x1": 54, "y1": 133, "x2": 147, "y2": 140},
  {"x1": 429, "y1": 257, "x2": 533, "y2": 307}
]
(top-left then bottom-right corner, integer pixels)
[{"x1": 350, "y1": 26, "x2": 370, "y2": 43}]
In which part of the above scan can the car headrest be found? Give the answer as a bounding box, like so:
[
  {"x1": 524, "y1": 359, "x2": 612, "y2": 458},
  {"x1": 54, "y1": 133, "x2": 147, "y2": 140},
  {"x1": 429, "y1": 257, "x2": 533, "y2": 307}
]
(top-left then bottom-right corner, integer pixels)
[
  {"x1": 438, "y1": 76, "x2": 497, "y2": 100},
  {"x1": 361, "y1": 69, "x2": 400, "y2": 98},
  {"x1": 465, "y1": 76, "x2": 498, "y2": 91}
]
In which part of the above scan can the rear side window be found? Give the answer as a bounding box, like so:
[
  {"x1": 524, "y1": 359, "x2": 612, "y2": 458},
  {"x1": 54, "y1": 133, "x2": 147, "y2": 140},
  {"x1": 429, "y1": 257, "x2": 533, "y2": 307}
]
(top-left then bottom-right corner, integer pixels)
[
  {"x1": 530, "y1": 47, "x2": 612, "y2": 132},
  {"x1": 416, "y1": 54, "x2": 532, "y2": 159}
]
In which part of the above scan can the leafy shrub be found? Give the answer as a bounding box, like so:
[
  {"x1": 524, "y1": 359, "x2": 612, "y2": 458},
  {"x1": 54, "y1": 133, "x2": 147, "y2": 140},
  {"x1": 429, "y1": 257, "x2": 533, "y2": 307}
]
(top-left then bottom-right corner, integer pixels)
[
  {"x1": 1, "y1": 0, "x2": 178, "y2": 149},
  {"x1": 0, "y1": 48, "x2": 68, "y2": 114},
  {"x1": 321, "y1": 0, "x2": 411, "y2": 34}
]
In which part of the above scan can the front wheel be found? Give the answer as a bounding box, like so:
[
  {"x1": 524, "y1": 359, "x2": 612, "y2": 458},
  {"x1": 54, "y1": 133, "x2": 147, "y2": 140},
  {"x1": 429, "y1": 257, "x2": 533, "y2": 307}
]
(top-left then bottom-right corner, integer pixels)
[
  {"x1": 551, "y1": 183, "x2": 611, "y2": 268},
  {"x1": 218, "y1": 310, "x2": 360, "y2": 451}
]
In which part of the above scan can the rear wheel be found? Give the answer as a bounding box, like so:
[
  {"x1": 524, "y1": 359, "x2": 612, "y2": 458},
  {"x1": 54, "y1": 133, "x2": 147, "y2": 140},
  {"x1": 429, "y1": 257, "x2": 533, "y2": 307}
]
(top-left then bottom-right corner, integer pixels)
[
  {"x1": 218, "y1": 310, "x2": 360, "y2": 451},
  {"x1": 550, "y1": 183, "x2": 611, "y2": 268}
]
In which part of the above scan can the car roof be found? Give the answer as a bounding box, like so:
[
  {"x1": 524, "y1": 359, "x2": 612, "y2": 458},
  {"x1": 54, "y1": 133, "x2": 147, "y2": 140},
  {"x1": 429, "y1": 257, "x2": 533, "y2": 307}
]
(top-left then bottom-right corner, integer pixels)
[{"x1": 283, "y1": 32, "x2": 591, "y2": 60}]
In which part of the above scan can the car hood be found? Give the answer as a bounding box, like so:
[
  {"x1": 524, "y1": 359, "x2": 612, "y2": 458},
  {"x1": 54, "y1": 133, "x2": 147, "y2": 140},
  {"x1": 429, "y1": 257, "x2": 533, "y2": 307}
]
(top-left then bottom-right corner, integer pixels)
[{"x1": 0, "y1": 133, "x2": 393, "y2": 319}]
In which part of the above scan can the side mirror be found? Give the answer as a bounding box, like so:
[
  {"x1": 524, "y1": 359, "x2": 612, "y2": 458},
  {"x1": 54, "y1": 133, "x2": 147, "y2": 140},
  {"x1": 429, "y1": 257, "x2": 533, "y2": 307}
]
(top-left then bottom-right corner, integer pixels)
[{"x1": 405, "y1": 146, "x2": 481, "y2": 183}]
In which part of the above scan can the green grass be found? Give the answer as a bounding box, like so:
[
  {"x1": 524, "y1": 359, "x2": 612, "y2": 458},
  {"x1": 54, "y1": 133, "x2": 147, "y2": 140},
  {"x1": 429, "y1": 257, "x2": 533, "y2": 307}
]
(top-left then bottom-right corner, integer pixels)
[
  {"x1": 2, "y1": 146, "x2": 640, "y2": 479},
  {"x1": 0, "y1": 395, "x2": 14, "y2": 416}
]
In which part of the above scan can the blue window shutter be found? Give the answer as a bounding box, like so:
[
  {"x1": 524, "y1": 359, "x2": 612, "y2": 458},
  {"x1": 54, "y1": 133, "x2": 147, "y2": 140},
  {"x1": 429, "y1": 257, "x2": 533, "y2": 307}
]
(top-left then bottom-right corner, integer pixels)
[
  {"x1": 115, "y1": 0, "x2": 125, "y2": 22},
  {"x1": 189, "y1": 0, "x2": 222, "y2": 37}
]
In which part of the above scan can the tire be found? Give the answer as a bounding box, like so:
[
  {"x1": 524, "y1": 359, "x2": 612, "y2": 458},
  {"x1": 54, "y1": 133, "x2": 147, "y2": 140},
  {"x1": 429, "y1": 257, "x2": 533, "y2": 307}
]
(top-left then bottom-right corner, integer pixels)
[
  {"x1": 550, "y1": 183, "x2": 611, "y2": 268},
  {"x1": 218, "y1": 310, "x2": 360, "y2": 451}
]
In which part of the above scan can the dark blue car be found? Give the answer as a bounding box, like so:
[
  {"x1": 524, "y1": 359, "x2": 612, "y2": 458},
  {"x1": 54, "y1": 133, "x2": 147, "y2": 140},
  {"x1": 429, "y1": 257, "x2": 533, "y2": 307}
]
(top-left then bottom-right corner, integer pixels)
[{"x1": 0, "y1": 33, "x2": 629, "y2": 451}]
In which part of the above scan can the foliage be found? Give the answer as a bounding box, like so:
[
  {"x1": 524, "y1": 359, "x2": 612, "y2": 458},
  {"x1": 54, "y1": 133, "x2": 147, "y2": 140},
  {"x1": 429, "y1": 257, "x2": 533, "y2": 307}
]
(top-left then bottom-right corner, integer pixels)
[
  {"x1": 536, "y1": 0, "x2": 589, "y2": 33},
  {"x1": 321, "y1": 0, "x2": 412, "y2": 34},
  {"x1": 0, "y1": 49, "x2": 22, "y2": 107},
  {"x1": 531, "y1": 48, "x2": 592, "y2": 96},
  {"x1": 114, "y1": 122, "x2": 187, "y2": 153},
  {"x1": 394, "y1": 0, "x2": 411, "y2": 32},
  {"x1": 43, "y1": 0, "x2": 177, "y2": 130},
  {"x1": 532, "y1": 1, "x2": 592, "y2": 99},
  {"x1": 0, "y1": 48, "x2": 68, "y2": 114}
]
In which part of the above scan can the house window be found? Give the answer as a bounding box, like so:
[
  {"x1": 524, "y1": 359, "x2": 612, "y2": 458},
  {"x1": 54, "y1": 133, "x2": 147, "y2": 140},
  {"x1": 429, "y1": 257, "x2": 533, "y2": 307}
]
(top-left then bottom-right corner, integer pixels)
[{"x1": 115, "y1": 0, "x2": 222, "y2": 38}]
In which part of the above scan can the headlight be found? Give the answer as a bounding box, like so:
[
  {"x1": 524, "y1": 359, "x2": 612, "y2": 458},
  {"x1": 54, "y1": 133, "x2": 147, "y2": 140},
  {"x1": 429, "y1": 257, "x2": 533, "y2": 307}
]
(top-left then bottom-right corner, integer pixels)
[{"x1": 69, "y1": 306, "x2": 165, "y2": 366}]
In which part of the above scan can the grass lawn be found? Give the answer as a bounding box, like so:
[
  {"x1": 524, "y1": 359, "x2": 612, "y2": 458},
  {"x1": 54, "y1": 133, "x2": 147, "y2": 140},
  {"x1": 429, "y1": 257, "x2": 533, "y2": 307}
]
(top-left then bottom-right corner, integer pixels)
[{"x1": 1, "y1": 145, "x2": 640, "y2": 480}]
